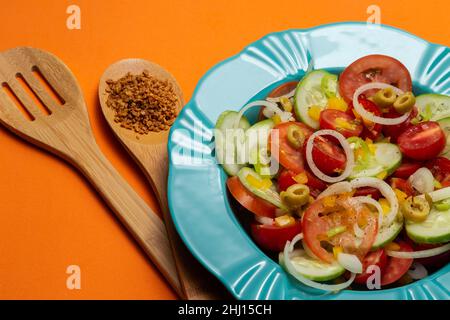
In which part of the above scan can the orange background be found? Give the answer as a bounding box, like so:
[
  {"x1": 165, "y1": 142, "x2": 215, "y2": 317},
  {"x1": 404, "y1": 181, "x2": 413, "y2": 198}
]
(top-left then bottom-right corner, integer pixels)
[{"x1": 0, "y1": 0, "x2": 448, "y2": 300}]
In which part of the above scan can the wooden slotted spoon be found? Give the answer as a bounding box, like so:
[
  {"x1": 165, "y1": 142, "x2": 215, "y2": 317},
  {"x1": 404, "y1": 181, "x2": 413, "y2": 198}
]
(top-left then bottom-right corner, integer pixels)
[
  {"x1": 99, "y1": 59, "x2": 229, "y2": 300},
  {"x1": 0, "y1": 47, "x2": 183, "y2": 297}
]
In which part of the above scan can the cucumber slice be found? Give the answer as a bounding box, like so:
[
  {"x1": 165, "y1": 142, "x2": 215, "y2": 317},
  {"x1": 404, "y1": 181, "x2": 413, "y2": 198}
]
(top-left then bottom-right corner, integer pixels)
[
  {"x1": 372, "y1": 217, "x2": 404, "y2": 249},
  {"x1": 349, "y1": 140, "x2": 402, "y2": 179},
  {"x1": 279, "y1": 249, "x2": 345, "y2": 282},
  {"x1": 416, "y1": 94, "x2": 450, "y2": 121},
  {"x1": 245, "y1": 119, "x2": 274, "y2": 164},
  {"x1": 237, "y1": 167, "x2": 286, "y2": 210},
  {"x1": 406, "y1": 206, "x2": 450, "y2": 244},
  {"x1": 294, "y1": 70, "x2": 336, "y2": 129},
  {"x1": 214, "y1": 111, "x2": 250, "y2": 176},
  {"x1": 437, "y1": 117, "x2": 450, "y2": 160}
]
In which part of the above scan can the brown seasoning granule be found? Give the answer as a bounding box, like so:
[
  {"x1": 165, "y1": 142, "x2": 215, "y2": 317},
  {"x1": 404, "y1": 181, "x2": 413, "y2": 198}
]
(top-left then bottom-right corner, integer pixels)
[{"x1": 105, "y1": 70, "x2": 178, "y2": 134}]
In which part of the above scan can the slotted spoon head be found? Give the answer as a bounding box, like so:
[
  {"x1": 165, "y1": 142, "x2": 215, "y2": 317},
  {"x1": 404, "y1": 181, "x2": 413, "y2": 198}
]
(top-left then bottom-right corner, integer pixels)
[{"x1": 0, "y1": 47, "x2": 93, "y2": 158}]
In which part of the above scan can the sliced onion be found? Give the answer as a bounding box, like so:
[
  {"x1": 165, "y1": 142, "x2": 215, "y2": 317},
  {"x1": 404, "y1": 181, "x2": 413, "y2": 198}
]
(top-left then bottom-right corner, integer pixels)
[
  {"x1": 409, "y1": 168, "x2": 434, "y2": 194},
  {"x1": 419, "y1": 186, "x2": 450, "y2": 203},
  {"x1": 407, "y1": 262, "x2": 428, "y2": 280},
  {"x1": 318, "y1": 181, "x2": 352, "y2": 199},
  {"x1": 255, "y1": 215, "x2": 274, "y2": 226},
  {"x1": 289, "y1": 233, "x2": 304, "y2": 252},
  {"x1": 266, "y1": 88, "x2": 296, "y2": 103},
  {"x1": 387, "y1": 243, "x2": 450, "y2": 259},
  {"x1": 283, "y1": 237, "x2": 356, "y2": 292},
  {"x1": 353, "y1": 82, "x2": 410, "y2": 125},
  {"x1": 351, "y1": 196, "x2": 384, "y2": 230},
  {"x1": 305, "y1": 130, "x2": 354, "y2": 183},
  {"x1": 337, "y1": 253, "x2": 363, "y2": 273},
  {"x1": 350, "y1": 177, "x2": 398, "y2": 226},
  {"x1": 235, "y1": 100, "x2": 294, "y2": 129}
]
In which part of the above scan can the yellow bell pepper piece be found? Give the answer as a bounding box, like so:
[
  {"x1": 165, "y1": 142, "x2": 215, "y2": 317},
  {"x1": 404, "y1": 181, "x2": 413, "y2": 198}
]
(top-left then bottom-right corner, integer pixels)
[
  {"x1": 385, "y1": 242, "x2": 401, "y2": 251},
  {"x1": 378, "y1": 198, "x2": 391, "y2": 216},
  {"x1": 327, "y1": 97, "x2": 348, "y2": 112},
  {"x1": 293, "y1": 172, "x2": 308, "y2": 184},
  {"x1": 376, "y1": 171, "x2": 387, "y2": 180},
  {"x1": 394, "y1": 188, "x2": 408, "y2": 203},
  {"x1": 308, "y1": 105, "x2": 322, "y2": 121},
  {"x1": 333, "y1": 246, "x2": 343, "y2": 259},
  {"x1": 246, "y1": 174, "x2": 272, "y2": 190},
  {"x1": 275, "y1": 215, "x2": 295, "y2": 227},
  {"x1": 323, "y1": 195, "x2": 337, "y2": 208}
]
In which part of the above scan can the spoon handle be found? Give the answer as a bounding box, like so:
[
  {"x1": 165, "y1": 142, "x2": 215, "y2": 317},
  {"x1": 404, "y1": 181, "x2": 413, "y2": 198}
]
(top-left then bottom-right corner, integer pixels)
[
  {"x1": 70, "y1": 140, "x2": 183, "y2": 297},
  {"x1": 141, "y1": 143, "x2": 230, "y2": 300}
]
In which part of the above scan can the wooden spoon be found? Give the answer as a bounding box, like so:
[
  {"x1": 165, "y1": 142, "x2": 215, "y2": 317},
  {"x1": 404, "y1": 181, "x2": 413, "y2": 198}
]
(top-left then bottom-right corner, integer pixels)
[
  {"x1": 0, "y1": 47, "x2": 183, "y2": 297},
  {"x1": 99, "y1": 59, "x2": 229, "y2": 300}
]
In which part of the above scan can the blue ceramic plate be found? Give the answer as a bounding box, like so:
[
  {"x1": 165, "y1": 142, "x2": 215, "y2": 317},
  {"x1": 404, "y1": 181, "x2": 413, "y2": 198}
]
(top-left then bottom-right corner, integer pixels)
[{"x1": 168, "y1": 22, "x2": 450, "y2": 300}]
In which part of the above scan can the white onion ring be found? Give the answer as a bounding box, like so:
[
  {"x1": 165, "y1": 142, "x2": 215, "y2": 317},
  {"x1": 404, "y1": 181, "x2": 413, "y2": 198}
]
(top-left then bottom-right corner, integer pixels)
[
  {"x1": 353, "y1": 82, "x2": 411, "y2": 125},
  {"x1": 337, "y1": 253, "x2": 363, "y2": 274},
  {"x1": 266, "y1": 88, "x2": 296, "y2": 103},
  {"x1": 255, "y1": 215, "x2": 274, "y2": 226},
  {"x1": 409, "y1": 167, "x2": 434, "y2": 194},
  {"x1": 387, "y1": 243, "x2": 450, "y2": 259},
  {"x1": 407, "y1": 262, "x2": 428, "y2": 280},
  {"x1": 350, "y1": 177, "x2": 398, "y2": 226},
  {"x1": 419, "y1": 186, "x2": 450, "y2": 203},
  {"x1": 305, "y1": 130, "x2": 354, "y2": 183},
  {"x1": 283, "y1": 235, "x2": 356, "y2": 292},
  {"x1": 234, "y1": 100, "x2": 293, "y2": 129},
  {"x1": 351, "y1": 196, "x2": 384, "y2": 230},
  {"x1": 318, "y1": 181, "x2": 352, "y2": 199}
]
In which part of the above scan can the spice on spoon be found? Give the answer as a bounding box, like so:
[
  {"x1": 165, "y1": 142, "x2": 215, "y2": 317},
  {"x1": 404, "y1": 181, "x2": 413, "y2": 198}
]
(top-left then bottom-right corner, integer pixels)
[{"x1": 105, "y1": 71, "x2": 179, "y2": 136}]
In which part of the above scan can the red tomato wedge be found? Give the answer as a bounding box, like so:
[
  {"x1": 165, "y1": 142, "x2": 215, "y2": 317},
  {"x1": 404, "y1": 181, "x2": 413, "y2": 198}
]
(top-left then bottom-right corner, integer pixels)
[
  {"x1": 339, "y1": 54, "x2": 412, "y2": 103},
  {"x1": 381, "y1": 241, "x2": 413, "y2": 286},
  {"x1": 348, "y1": 97, "x2": 383, "y2": 140},
  {"x1": 258, "y1": 81, "x2": 299, "y2": 120},
  {"x1": 383, "y1": 107, "x2": 418, "y2": 142},
  {"x1": 319, "y1": 109, "x2": 363, "y2": 138},
  {"x1": 393, "y1": 161, "x2": 422, "y2": 180},
  {"x1": 397, "y1": 122, "x2": 446, "y2": 161},
  {"x1": 390, "y1": 177, "x2": 414, "y2": 196},
  {"x1": 426, "y1": 157, "x2": 450, "y2": 186},
  {"x1": 306, "y1": 135, "x2": 347, "y2": 176},
  {"x1": 354, "y1": 187, "x2": 382, "y2": 200},
  {"x1": 269, "y1": 122, "x2": 313, "y2": 174},
  {"x1": 251, "y1": 221, "x2": 302, "y2": 252},
  {"x1": 355, "y1": 249, "x2": 388, "y2": 285},
  {"x1": 226, "y1": 177, "x2": 277, "y2": 218},
  {"x1": 302, "y1": 196, "x2": 378, "y2": 263}
]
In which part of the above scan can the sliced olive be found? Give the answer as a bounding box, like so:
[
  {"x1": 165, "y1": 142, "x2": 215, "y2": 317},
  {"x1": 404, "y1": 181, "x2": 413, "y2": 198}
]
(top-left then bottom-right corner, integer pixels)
[
  {"x1": 393, "y1": 92, "x2": 415, "y2": 114},
  {"x1": 373, "y1": 88, "x2": 397, "y2": 108},
  {"x1": 287, "y1": 125, "x2": 305, "y2": 149},
  {"x1": 281, "y1": 184, "x2": 310, "y2": 209},
  {"x1": 401, "y1": 196, "x2": 430, "y2": 222}
]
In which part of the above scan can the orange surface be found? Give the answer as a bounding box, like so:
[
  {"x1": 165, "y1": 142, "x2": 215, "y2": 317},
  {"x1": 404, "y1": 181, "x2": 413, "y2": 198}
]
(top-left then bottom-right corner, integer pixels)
[{"x1": 0, "y1": 0, "x2": 448, "y2": 300}]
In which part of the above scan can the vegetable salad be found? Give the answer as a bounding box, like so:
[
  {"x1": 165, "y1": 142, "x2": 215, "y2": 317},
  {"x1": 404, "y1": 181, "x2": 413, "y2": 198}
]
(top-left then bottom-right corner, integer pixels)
[{"x1": 214, "y1": 54, "x2": 450, "y2": 291}]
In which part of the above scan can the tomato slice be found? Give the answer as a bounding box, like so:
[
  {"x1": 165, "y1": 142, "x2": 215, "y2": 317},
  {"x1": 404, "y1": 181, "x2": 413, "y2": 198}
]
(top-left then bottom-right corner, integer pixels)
[
  {"x1": 348, "y1": 97, "x2": 383, "y2": 140},
  {"x1": 382, "y1": 107, "x2": 418, "y2": 142},
  {"x1": 405, "y1": 240, "x2": 450, "y2": 268},
  {"x1": 259, "y1": 81, "x2": 299, "y2": 120},
  {"x1": 250, "y1": 221, "x2": 302, "y2": 252},
  {"x1": 426, "y1": 157, "x2": 450, "y2": 186},
  {"x1": 269, "y1": 122, "x2": 313, "y2": 174},
  {"x1": 226, "y1": 177, "x2": 277, "y2": 218},
  {"x1": 306, "y1": 135, "x2": 347, "y2": 176},
  {"x1": 354, "y1": 249, "x2": 388, "y2": 285},
  {"x1": 397, "y1": 122, "x2": 446, "y2": 161},
  {"x1": 393, "y1": 161, "x2": 422, "y2": 180},
  {"x1": 302, "y1": 196, "x2": 378, "y2": 263},
  {"x1": 381, "y1": 241, "x2": 413, "y2": 286},
  {"x1": 389, "y1": 177, "x2": 414, "y2": 196},
  {"x1": 319, "y1": 109, "x2": 363, "y2": 138},
  {"x1": 339, "y1": 54, "x2": 412, "y2": 103},
  {"x1": 354, "y1": 187, "x2": 382, "y2": 200}
]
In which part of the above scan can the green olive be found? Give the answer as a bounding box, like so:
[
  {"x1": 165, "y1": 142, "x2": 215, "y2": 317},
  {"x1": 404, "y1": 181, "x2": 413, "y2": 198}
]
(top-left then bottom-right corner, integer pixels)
[
  {"x1": 281, "y1": 184, "x2": 310, "y2": 209},
  {"x1": 373, "y1": 88, "x2": 397, "y2": 108},
  {"x1": 401, "y1": 196, "x2": 430, "y2": 222},
  {"x1": 393, "y1": 92, "x2": 416, "y2": 114},
  {"x1": 287, "y1": 125, "x2": 305, "y2": 149}
]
